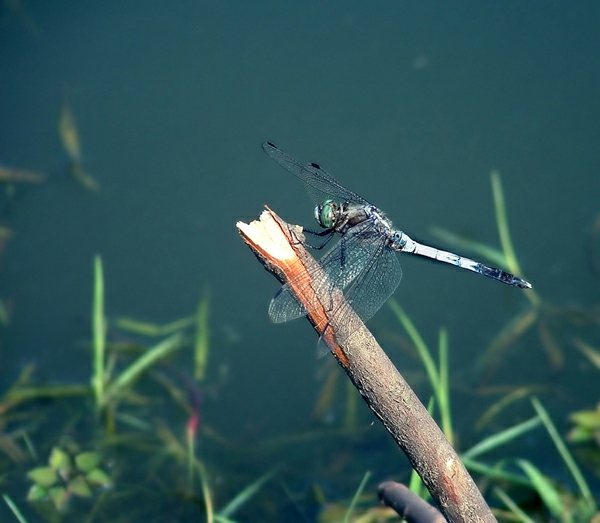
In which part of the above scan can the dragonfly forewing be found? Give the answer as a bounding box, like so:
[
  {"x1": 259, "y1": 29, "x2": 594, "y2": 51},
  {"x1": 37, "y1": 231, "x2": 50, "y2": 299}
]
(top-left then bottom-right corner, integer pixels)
[{"x1": 262, "y1": 141, "x2": 369, "y2": 206}]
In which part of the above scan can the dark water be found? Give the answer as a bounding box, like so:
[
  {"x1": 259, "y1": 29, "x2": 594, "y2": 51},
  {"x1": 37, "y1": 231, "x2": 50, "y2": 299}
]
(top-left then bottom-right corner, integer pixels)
[{"x1": 1, "y1": 1, "x2": 598, "y2": 520}]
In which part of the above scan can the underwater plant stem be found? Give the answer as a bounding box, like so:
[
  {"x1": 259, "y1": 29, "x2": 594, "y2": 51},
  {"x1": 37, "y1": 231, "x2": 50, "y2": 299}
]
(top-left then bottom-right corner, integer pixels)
[
  {"x1": 531, "y1": 398, "x2": 597, "y2": 512},
  {"x1": 92, "y1": 255, "x2": 106, "y2": 411},
  {"x1": 187, "y1": 413, "x2": 198, "y2": 488},
  {"x1": 196, "y1": 460, "x2": 214, "y2": 523},
  {"x1": 388, "y1": 302, "x2": 454, "y2": 445},
  {"x1": 491, "y1": 171, "x2": 541, "y2": 307},
  {"x1": 101, "y1": 333, "x2": 183, "y2": 408},
  {"x1": 238, "y1": 209, "x2": 497, "y2": 523},
  {"x1": 2, "y1": 494, "x2": 29, "y2": 523},
  {"x1": 438, "y1": 328, "x2": 453, "y2": 444},
  {"x1": 194, "y1": 290, "x2": 211, "y2": 381},
  {"x1": 344, "y1": 470, "x2": 371, "y2": 523},
  {"x1": 491, "y1": 171, "x2": 519, "y2": 276}
]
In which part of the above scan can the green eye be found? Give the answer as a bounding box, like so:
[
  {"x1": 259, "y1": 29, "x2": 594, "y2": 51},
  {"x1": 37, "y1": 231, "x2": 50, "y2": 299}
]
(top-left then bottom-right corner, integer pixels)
[{"x1": 314, "y1": 199, "x2": 336, "y2": 228}]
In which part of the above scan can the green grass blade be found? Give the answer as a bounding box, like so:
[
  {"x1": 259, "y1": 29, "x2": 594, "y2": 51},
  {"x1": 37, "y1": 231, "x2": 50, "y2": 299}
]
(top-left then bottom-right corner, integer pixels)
[
  {"x1": 531, "y1": 397, "x2": 597, "y2": 512},
  {"x1": 491, "y1": 171, "x2": 540, "y2": 306},
  {"x1": 213, "y1": 517, "x2": 238, "y2": 523},
  {"x1": 101, "y1": 333, "x2": 183, "y2": 407},
  {"x1": 461, "y1": 458, "x2": 533, "y2": 488},
  {"x1": 115, "y1": 315, "x2": 195, "y2": 337},
  {"x1": 492, "y1": 486, "x2": 535, "y2": 523},
  {"x1": 2, "y1": 494, "x2": 29, "y2": 523},
  {"x1": 344, "y1": 470, "x2": 371, "y2": 523},
  {"x1": 388, "y1": 300, "x2": 439, "y2": 390},
  {"x1": 196, "y1": 459, "x2": 214, "y2": 523},
  {"x1": 477, "y1": 307, "x2": 539, "y2": 375},
  {"x1": 462, "y1": 416, "x2": 542, "y2": 460},
  {"x1": 573, "y1": 338, "x2": 600, "y2": 370},
  {"x1": 388, "y1": 301, "x2": 454, "y2": 443},
  {"x1": 476, "y1": 386, "x2": 547, "y2": 431},
  {"x1": 516, "y1": 459, "x2": 563, "y2": 518},
  {"x1": 187, "y1": 424, "x2": 195, "y2": 489},
  {"x1": 194, "y1": 290, "x2": 210, "y2": 381},
  {"x1": 437, "y1": 328, "x2": 453, "y2": 444},
  {"x1": 429, "y1": 225, "x2": 508, "y2": 269},
  {"x1": 4, "y1": 384, "x2": 89, "y2": 406},
  {"x1": 491, "y1": 171, "x2": 521, "y2": 276},
  {"x1": 92, "y1": 255, "x2": 106, "y2": 410},
  {"x1": 218, "y1": 468, "x2": 278, "y2": 518}
]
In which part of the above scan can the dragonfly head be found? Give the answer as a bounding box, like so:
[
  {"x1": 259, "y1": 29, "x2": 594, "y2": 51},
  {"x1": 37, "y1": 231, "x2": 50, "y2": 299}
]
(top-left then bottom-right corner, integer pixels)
[{"x1": 314, "y1": 199, "x2": 338, "y2": 229}]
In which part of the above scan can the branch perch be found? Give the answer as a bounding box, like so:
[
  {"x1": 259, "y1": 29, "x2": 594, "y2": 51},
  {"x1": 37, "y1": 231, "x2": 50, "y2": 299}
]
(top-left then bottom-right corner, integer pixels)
[{"x1": 237, "y1": 208, "x2": 497, "y2": 523}]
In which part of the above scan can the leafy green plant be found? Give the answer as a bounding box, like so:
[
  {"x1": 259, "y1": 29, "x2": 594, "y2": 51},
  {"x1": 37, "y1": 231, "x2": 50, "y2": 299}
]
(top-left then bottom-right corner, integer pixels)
[{"x1": 26, "y1": 441, "x2": 110, "y2": 511}]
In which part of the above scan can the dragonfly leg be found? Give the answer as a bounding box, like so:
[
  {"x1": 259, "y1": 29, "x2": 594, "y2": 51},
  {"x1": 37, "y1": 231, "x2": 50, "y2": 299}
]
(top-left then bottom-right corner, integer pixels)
[{"x1": 302, "y1": 228, "x2": 335, "y2": 250}]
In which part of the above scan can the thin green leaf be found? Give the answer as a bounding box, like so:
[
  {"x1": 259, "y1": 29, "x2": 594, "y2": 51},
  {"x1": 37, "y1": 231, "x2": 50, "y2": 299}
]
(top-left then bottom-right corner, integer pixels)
[
  {"x1": 493, "y1": 486, "x2": 535, "y2": 523},
  {"x1": 101, "y1": 333, "x2": 183, "y2": 406},
  {"x1": 437, "y1": 328, "x2": 453, "y2": 444},
  {"x1": 197, "y1": 459, "x2": 214, "y2": 523},
  {"x1": 429, "y1": 225, "x2": 508, "y2": 269},
  {"x1": 218, "y1": 468, "x2": 278, "y2": 518},
  {"x1": 491, "y1": 171, "x2": 521, "y2": 277},
  {"x1": 516, "y1": 459, "x2": 563, "y2": 518},
  {"x1": 462, "y1": 416, "x2": 542, "y2": 460},
  {"x1": 115, "y1": 316, "x2": 195, "y2": 337},
  {"x1": 461, "y1": 458, "x2": 533, "y2": 488},
  {"x1": 92, "y1": 255, "x2": 106, "y2": 410},
  {"x1": 344, "y1": 470, "x2": 371, "y2": 523},
  {"x1": 532, "y1": 397, "x2": 597, "y2": 512},
  {"x1": 476, "y1": 386, "x2": 546, "y2": 431},
  {"x1": 490, "y1": 171, "x2": 539, "y2": 306},
  {"x1": 388, "y1": 300, "x2": 439, "y2": 390},
  {"x1": 573, "y1": 338, "x2": 600, "y2": 370},
  {"x1": 3, "y1": 493, "x2": 30, "y2": 523},
  {"x1": 194, "y1": 290, "x2": 211, "y2": 381}
]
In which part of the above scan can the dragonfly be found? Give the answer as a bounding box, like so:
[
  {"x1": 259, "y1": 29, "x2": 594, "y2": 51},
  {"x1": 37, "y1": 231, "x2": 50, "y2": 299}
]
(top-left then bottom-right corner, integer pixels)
[{"x1": 262, "y1": 141, "x2": 531, "y2": 340}]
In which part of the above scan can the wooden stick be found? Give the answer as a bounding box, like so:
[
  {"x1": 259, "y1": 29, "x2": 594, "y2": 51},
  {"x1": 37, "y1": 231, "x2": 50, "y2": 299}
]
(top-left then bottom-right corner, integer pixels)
[
  {"x1": 378, "y1": 481, "x2": 446, "y2": 523},
  {"x1": 237, "y1": 208, "x2": 497, "y2": 523}
]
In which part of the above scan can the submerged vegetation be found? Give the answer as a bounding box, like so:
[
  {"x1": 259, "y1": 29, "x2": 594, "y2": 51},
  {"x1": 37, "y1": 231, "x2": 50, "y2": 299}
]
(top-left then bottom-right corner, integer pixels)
[{"x1": 0, "y1": 144, "x2": 598, "y2": 523}]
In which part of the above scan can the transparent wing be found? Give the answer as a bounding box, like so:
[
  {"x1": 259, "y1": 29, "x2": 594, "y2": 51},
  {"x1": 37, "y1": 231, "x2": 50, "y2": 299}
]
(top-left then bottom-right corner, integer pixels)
[
  {"x1": 268, "y1": 223, "x2": 374, "y2": 324},
  {"x1": 269, "y1": 218, "x2": 402, "y2": 335},
  {"x1": 337, "y1": 241, "x2": 402, "y2": 325},
  {"x1": 268, "y1": 284, "x2": 307, "y2": 323},
  {"x1": 268, "y1": 252, "x2": 342, "y2": 323},
  {"x1": 325, "y1": 222, "x2": 403, "y2": 325},
  {"x1": 262, "y1": 141, "x2": 370, "y2": 206},
  {"x1": 318, "y1": 220, "x2": 380, "y2": 295}
]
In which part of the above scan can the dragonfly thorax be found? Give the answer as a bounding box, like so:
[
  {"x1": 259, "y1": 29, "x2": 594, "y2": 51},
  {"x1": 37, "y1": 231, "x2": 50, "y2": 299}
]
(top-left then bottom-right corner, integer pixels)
[{"x1": 314, "y1": 199, "x2": 340, "y2": 229}]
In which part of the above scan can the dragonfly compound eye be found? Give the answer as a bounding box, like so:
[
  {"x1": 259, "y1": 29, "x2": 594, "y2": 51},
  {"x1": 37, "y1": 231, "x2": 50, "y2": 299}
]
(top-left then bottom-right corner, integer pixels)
[{"x1": 315, "y1": 199, "x2": 337, "y2": 229}]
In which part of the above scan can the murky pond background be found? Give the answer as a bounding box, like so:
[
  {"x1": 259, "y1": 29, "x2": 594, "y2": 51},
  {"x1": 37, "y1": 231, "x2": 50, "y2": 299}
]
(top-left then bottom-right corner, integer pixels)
[{"x1": 1, "y1": 1, "x2": 598, "y2": 520}]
